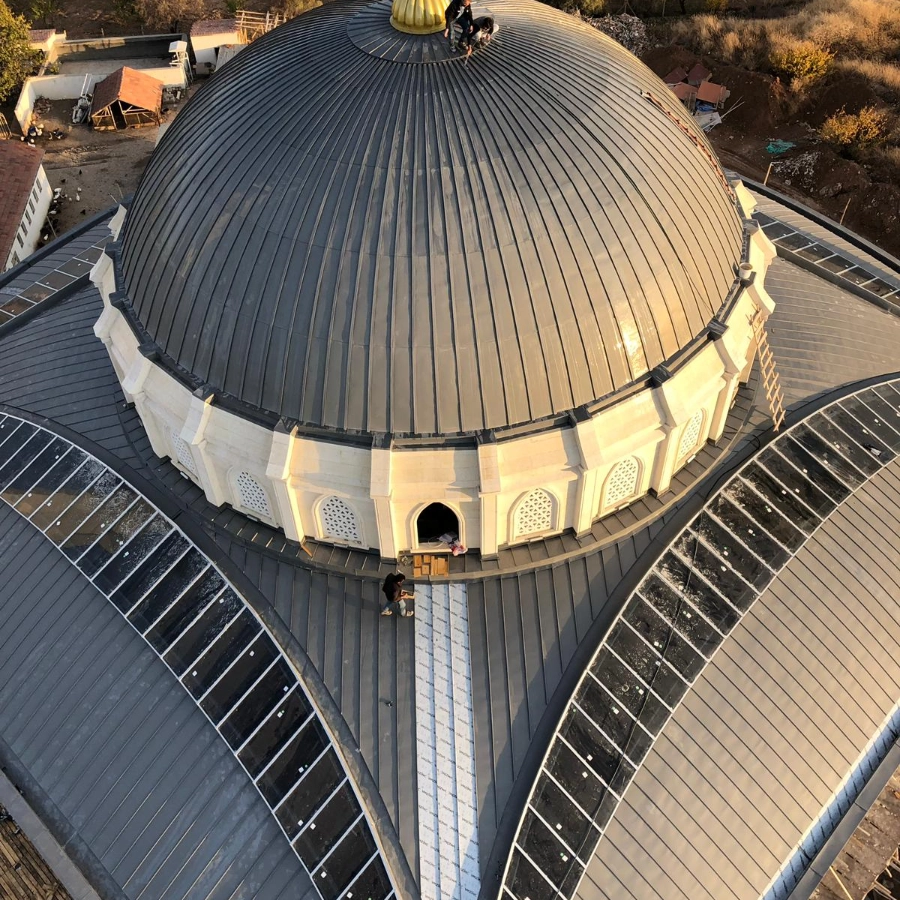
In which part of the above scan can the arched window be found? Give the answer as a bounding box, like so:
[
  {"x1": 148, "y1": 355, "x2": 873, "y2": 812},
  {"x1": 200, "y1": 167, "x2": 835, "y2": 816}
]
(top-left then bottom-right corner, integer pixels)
[
  {"x1": 416, "y1": 503, "x2": 460, "y2": 546},
  {"x1": 170, "y1": 430, "x2": 196, "y2": 474},
  {"x1": 603, "y1": 457, "x2": 640, "y2": 511},
  {"x1": 677, "y1": 410, "x2": 705, "y2": 462},
  {"x1": 512, "y1": 489, "x2": 555, "y2": 540},
  {"x1": 235, "y1": 471, "x2": 272, "y2": 519},
  {"x1": 319, "y1": 496, "x2": 362, "y2": 545}
]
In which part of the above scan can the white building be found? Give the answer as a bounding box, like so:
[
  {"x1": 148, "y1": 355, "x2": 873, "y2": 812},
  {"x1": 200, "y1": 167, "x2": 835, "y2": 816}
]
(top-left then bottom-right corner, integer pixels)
[
  {"x1": 189, "y1": 19, "x2": 245, "y2": 74},
  {"x1": 0, "y1": 143, "x2": 52, "y2": 271}
]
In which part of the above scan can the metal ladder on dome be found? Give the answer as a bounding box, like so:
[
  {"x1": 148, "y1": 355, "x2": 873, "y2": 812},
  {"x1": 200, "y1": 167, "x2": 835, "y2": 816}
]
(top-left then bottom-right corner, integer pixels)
[{"x1": 751, "y1": 310, "x2": 785, "y2": 432}]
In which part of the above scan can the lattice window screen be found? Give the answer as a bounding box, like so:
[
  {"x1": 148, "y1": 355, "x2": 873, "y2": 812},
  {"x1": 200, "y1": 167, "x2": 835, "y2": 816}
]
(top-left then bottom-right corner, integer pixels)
[
  {"x1": 514, "y1": 489, "x2": 554, "y2": 538},
  {"x1": 604, "y1": 457, "x2": 640, "y2": 509},
  {"x1": 320, "y1": 496, "x2": 362, "y2": 545},
  {"x1": 171, "y1": 431, "x2": 196, "y2": 474},
  {"x1": 678, "y1": 410, "x2": 704, "y2": 461},
  {"x1": 236, "y1": 471, "x2": 272, "y2": 519}
]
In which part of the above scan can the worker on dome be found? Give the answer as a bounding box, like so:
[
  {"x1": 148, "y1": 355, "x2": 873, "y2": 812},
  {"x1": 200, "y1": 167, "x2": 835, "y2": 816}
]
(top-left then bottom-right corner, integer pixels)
[
  {"x1": 444, "y1": 0, "x2": 472, "y2": 48},
  {"x1": 463, "y1": 15, "x2": 497, "y2": 54}
]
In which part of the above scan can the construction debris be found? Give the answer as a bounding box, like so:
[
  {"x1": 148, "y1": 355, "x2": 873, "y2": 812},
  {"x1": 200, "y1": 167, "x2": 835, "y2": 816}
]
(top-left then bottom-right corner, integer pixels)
[
  {"x1": 666, "y1": 64, "x2": 730, "y2": 131},
  {"x1": 571, "y1": 12, "x2": 649, "y2": 57},
  {"x1": 687, "y1": 62, "x2": 711, "y2": 86},
  {"x1": 766, "y1": 139, "x2": 796, "y2": 155}
]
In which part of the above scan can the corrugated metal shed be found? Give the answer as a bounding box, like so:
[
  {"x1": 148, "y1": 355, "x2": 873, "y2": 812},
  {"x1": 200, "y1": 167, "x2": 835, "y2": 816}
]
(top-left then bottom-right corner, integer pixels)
[
  {"x1": 0, "y1": 502, "x2": 314, "y2": 900},
  {"x1": 120, "y1": 0, "x2": 743, "y2": 437}
]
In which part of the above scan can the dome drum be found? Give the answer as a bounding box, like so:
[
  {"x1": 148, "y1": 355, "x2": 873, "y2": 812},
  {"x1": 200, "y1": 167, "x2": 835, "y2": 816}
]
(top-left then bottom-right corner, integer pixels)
[{"x1": 93, "y1": 213, "x2": 776, "y2": 559}]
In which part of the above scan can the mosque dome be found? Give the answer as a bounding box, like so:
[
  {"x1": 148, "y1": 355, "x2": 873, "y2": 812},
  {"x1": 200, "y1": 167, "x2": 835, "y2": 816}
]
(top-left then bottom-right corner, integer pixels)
[
  {"x1": 117, "y1": 0, "x2": 744, "y2": 439},
  {"x1": 95, "y1": 0, "x2": 775, "y2": 558}
]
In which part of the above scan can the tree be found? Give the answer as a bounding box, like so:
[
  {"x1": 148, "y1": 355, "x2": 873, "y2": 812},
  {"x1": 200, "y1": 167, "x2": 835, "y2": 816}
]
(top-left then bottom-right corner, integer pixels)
[
  {"x1": 132, "y1": 0, "x2": 208, "y2": 31},
  {"x1": 30, "y1": 0, "x2": 60, "y2": 28},
  {"x1": 0, "y1": 0, "x2": 40, "y2": 103}
]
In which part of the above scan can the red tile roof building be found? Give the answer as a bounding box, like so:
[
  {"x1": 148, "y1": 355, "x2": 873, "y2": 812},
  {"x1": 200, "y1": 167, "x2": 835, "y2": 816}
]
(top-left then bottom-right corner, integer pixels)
[{"x1": 0, "y1": 143, "x2": 49, "y2": 271}]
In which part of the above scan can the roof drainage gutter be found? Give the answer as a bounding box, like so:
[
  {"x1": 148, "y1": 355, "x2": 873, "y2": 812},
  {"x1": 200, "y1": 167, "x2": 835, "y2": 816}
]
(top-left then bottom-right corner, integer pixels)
[{"x1": 781, "y1": 735, "x2": 900, "y2": 900}]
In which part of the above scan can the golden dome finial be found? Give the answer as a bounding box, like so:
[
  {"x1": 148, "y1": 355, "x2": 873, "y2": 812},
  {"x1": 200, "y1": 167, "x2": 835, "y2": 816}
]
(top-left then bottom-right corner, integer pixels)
[{"x1": 390, "y1": 0, "x2": 445, "y2": 33}]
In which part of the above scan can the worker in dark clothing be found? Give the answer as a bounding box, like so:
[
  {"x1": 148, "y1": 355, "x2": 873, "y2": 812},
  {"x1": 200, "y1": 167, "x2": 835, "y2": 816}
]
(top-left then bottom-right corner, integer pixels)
[
  {"x1": 453, "y1": 0, "x2": 474, "y2": 51},
  {"x1": 443, "y1": 0, "x2": 463, "y2": 46},
  {"x1": 381, "y1": 572, "x2": 414, "y2": 617},
  {"x1": 463, "y1": 15, "x2": 497, "y2": 54}
]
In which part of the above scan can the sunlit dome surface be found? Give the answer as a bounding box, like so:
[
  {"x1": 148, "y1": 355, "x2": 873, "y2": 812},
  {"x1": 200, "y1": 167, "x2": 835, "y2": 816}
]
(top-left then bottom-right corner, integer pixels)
[{"x1": 119, "y1": 0, "x2": 744, "y2": 437}]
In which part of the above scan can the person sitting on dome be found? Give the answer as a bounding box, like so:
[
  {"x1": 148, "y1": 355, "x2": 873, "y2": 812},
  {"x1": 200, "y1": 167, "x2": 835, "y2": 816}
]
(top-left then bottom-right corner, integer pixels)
[
  {"x1": 445, "y1": 0, "x2": 473, "y2": 49},
  {"x1": 462, "y1": 16, "x2": 497, "y2": 55}
]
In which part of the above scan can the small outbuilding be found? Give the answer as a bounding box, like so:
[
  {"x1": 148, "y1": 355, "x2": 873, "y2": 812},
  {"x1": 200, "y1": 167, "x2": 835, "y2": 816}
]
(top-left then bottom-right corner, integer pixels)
[
  {"x1": 190, "y1": 18, "x2": 244, "y2": 73},
  {"x1": 90, "y1": 66, "x2": 162, "y2": 131}
]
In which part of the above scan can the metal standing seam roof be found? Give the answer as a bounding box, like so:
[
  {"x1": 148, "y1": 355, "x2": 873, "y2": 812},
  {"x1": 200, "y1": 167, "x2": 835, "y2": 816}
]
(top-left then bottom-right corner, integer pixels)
[
  {"x1": 580, "y1": 428, "x2": 900, "y2": 900},
  {"x1": 119, "y1": 0, "x2": 743, "y2": 437},
  {"x1": 0, "y1": 502, "x2": 314, "y2": 900},
  {"x1": 500, "y1": 379, "x2": 900, "y2": 900},
  {"x1": 3, "y1": 186, "x2": 900, "y2": 900},
  {"x1": 0, "y1": 412, "x2": 399, "y2": 900}
]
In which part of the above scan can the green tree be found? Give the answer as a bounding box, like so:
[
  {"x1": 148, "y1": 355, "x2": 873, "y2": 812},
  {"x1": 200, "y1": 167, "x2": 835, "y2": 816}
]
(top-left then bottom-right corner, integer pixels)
[
  {"x1": 0, "y1": 0, "x2": 40, "y2": 102},
  {"x1": 30, "y1": 0, "x2": 60, "y2": 27}
]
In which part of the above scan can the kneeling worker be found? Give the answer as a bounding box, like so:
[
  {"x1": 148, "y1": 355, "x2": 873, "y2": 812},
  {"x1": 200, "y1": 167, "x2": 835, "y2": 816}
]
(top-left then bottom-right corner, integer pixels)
[{"x1": 464, "y1": 16, "x2": 498, "y2": 55}]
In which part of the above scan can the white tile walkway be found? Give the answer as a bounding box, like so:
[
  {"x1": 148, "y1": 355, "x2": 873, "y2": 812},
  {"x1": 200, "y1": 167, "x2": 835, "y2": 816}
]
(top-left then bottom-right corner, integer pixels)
[{"x1": 415, "y1": 583, "x2": 480, "y2": 900}]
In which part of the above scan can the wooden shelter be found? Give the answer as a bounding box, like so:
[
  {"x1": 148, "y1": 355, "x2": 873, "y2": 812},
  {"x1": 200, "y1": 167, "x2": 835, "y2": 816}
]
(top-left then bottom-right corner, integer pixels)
[{"x1": 90, "y1": 67, "x2": 162, "y2": 131}]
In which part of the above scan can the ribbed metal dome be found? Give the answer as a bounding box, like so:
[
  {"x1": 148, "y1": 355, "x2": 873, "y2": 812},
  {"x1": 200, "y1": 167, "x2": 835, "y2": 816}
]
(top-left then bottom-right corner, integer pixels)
[{"x1": 119, "y1": 0, "x2": 744, "y2": 437}]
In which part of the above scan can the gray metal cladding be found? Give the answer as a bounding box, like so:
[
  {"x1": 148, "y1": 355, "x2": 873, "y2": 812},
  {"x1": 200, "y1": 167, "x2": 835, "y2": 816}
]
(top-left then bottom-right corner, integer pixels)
[
  {"x1": 120, "y1": 0, "x2": 743, "y2": 436},
  {"x1": 0, "y1": 503, "x2": 313, "y2": 900},
  {"x1": 502, "y1": 379, "x2": 900, "y2": 900},
  {"x1": 578, "y1": 448, "x2": 900, "y2": 900}
]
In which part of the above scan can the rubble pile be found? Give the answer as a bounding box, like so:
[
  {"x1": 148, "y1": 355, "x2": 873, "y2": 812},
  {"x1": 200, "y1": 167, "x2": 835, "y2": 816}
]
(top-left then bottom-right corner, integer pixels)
[
  {"x1": 571, "y1": 12, "x2": 649, "y2": 57},
  {"x1": 771, "y1": 150, "x2": 819, "y2": 186}
]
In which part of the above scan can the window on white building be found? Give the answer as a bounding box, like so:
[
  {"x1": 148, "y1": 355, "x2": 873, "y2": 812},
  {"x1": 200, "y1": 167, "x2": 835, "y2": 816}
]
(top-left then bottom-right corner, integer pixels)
[
  {"x1": 512, "y1": 488, "x2": 555, "y2": 540},
  {"x1": 677, "y1": 410, "x2": 705, "y2": 462},
  {"x1": 235, "y1": 471, "x2": 272, "y2": 519},
  {"x1": 319, "y1": 496, "x2": 362, "y2": 545},
  {"x1": 603, "y1": 457, "x2": 641, "y2": 511},
  {"x1": 170, "y1": 430, "x2": 196, "y2": 474},
  {"x1": 24, "y1": 208, "x2": 31, "y2": 226},
  {"x1": 16, "y1": 233, "x2": 23, "y2": 248}
]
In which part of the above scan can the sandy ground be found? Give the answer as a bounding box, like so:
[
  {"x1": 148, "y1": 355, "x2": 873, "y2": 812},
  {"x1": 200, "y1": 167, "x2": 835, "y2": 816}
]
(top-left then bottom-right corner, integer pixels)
[{"x1": 25, "y1": 88, "x2": 199, "y2": 236}]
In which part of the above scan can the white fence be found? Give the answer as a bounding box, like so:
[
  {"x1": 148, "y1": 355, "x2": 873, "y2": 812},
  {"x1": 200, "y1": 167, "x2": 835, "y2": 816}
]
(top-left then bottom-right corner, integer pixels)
[
  {"x1": 15, "y1": 63, "x2": 186, "y2": 131},
  {"x1": 15, "y1": 74, "x2": 98, "y2": 130}
]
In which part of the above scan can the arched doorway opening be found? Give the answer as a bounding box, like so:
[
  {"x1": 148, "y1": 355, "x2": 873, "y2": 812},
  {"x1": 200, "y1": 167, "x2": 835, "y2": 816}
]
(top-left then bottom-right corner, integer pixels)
[{"x1": 416, "y1": 502, "x2": 459, "y2": 546}]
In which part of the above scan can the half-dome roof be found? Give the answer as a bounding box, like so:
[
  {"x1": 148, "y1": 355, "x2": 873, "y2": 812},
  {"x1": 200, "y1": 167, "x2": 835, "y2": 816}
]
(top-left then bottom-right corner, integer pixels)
[{"x1": 120, "y1": 0, "x2": 744, "y2": 437}]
